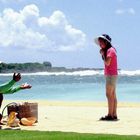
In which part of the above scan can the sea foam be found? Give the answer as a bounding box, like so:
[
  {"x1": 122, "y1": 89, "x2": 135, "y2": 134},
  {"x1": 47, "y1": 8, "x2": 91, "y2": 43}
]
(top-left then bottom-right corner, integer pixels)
[{"x1": 0, "y1": 70, "x2": 140, "y2": 76}]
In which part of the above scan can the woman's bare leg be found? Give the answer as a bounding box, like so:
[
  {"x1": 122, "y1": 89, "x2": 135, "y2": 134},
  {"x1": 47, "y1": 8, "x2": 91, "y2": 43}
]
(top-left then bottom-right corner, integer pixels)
[
  {"x1": 106, "y1": 84, "x2": 114, "y2": 117},
  {"x1": 113, "y1": 89, "x2": 117, "y2": 117}
]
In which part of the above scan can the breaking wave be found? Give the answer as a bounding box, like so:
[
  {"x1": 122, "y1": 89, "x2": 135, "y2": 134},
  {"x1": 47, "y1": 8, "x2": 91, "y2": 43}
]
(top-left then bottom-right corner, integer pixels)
[{"x1": 0, "y1": 70, "x2": 140, "y2": 76}]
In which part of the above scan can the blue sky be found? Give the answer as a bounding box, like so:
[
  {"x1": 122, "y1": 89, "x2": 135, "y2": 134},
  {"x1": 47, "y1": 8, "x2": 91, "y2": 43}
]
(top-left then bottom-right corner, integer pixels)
[{"x1": 0, "y1": 0, "x2": 139, "y2": 70}]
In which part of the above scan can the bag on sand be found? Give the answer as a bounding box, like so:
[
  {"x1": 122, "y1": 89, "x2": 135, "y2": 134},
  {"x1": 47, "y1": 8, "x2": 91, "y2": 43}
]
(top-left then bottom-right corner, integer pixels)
[{"x1": 7, "y1": 102, "x2": 38, "y2": 122}]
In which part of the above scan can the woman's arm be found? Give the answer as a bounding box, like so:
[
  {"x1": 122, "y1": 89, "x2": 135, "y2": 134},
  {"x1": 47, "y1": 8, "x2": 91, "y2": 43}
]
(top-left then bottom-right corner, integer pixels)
[
  {"x1": 104, "y1": 57, "x2": 111, "y2": 66},
  {"x1": 100, "y1": 49, "x2": 111, "y2": 66}
]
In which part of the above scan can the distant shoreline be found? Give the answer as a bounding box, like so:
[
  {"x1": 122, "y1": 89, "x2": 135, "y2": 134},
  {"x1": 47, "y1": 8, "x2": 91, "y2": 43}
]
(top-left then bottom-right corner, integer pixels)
[
  {"x1": 0, "y1": 61, "x2": 121, "y2": 73},
  {"x1": 0, "y1": 61, "x2": 105, "y2": 73}
]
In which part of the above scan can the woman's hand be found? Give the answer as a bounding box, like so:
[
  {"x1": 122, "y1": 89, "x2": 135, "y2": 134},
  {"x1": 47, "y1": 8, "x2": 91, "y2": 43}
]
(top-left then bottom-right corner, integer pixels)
[
  {"x1": 100, "y1": 49, "x2": 104, "y2": 56},
  {"x1": 100, "y1": 49, "x2": 105, "y2": 60}
]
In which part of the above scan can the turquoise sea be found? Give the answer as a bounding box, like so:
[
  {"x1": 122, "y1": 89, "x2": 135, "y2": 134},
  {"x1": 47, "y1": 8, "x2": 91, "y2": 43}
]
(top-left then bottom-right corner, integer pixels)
[{"x1": 1, "y1": 70, "x2": 140, "y2": 102}]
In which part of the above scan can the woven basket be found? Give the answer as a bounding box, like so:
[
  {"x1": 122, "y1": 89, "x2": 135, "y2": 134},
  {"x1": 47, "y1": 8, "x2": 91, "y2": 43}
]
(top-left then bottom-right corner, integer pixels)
[{"x1": 7, "y1": 102, "x2": 38, "y2": 122}]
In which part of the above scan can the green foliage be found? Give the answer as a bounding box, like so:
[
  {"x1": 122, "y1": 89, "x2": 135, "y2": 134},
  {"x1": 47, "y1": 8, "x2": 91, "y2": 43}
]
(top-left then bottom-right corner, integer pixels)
[
  {"x1": 0, "y1": 61, "x2": 105, "y2": 73},
  {"x1": 0, "y1": 62, "x2": 52, "y2": 73}
]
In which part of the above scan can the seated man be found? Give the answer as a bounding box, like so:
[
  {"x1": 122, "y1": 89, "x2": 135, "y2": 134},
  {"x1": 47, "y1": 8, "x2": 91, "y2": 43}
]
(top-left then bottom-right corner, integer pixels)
[{"x1": 0, "y1": 73, "x2": 31, "y2": 124}]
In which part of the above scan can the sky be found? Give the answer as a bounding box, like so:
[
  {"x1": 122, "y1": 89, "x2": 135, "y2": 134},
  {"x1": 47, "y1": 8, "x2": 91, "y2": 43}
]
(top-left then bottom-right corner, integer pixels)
[{"x1": 0, "y1": 0, "x2": 140, "y2": 70}]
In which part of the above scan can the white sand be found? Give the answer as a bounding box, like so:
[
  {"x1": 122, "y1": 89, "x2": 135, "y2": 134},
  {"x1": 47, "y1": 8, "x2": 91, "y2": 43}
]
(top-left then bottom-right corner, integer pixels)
[{"x1": 1, "y1": 100, "x2": 140, "y2": 135}]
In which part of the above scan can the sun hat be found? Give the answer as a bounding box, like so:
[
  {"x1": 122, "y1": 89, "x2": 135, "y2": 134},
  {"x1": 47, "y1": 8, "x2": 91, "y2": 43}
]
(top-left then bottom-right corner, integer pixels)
[{"x1": 94, "y1": 34, "x2": 112, "y2": 45}]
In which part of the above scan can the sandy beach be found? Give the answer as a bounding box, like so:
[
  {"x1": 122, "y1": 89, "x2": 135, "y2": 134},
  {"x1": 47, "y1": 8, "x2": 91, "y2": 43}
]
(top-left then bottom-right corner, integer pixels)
[{"x1": 1, "y1": 100, "x2": 140, "y2": 135}]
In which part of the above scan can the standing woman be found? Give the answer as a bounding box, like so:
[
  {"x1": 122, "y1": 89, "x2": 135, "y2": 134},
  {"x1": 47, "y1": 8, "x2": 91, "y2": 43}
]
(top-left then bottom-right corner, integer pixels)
[{"x1": 94, "y1": 34, "x2": 118, "y2": 121}]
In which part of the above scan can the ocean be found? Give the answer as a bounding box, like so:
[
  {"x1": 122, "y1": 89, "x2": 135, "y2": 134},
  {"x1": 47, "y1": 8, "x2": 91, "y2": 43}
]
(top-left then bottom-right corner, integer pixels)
[{"x1": 1, "y1": 70, "x2": 140, "y2": 102}]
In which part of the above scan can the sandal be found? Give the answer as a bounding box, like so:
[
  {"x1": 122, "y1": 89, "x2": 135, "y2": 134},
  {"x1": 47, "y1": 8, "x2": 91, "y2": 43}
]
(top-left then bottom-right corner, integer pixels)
[
  {"x1": 100, "y1": 115, "x2": 114, "y2": 121},
  {"x1": 113, "y1": 116, "x2": 119, "y2": 121}
]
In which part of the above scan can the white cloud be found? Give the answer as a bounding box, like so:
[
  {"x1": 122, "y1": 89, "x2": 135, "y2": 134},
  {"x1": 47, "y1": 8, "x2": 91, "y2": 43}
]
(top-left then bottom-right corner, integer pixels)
[
  {"x1": 128, "y1": 8, "x2": 135, "y2": 15},
  {"x1": 21, "y1": 4, "x2": 39, "y2": 17},
  {"x1": 115, "y1": 8, "x2": 136, "y2": 15},
  {"x1": 0, "y1": 4, "x2": 87, "y2": 52}
]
